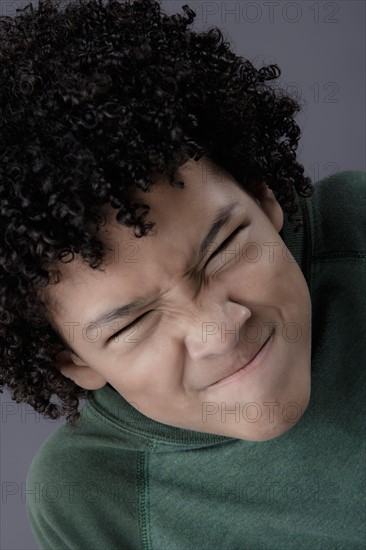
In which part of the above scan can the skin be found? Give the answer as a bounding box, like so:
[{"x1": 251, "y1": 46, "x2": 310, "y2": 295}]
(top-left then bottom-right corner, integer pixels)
[{"x1": 47, "y1": 155, "x2": 312, "y2": 442}]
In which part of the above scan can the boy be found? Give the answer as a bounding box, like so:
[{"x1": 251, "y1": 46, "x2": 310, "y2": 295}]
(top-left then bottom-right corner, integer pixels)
[{"x1": 0, "y1": 0, "x2": 364, "y2": 548}]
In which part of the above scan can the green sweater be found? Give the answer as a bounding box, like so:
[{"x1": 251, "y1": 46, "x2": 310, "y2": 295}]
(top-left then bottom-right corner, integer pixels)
[{"x1": 26, "y1": 171, "x2": 366, "y2": 550}]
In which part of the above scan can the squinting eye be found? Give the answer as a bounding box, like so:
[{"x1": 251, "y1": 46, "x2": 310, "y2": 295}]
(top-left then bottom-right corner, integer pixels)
[
  {"x1": 109, "y1": 311, "x2": 150, "y2": 341},
  {"x1": 207, "y1": 225, "x2": 246, "y2": 264}
]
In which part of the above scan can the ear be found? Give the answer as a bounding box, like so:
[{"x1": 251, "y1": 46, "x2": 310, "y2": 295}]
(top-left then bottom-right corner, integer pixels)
[
  {"x1": 54, "y1": 350, "x2": 107, "y2": 390},
  {"x1": 247, "y1": 181, "x2": 284, "y2": 232}
]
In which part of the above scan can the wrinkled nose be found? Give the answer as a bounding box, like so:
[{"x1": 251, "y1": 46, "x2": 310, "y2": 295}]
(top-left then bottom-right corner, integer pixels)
[{"x1": 184, "y1": 301, "x2": 252, "y2": 360}]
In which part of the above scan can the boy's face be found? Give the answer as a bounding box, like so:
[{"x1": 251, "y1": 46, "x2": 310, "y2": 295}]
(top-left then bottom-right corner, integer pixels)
[{"x1": 48, "y1": 156, "x2": 312, "y2": 441}]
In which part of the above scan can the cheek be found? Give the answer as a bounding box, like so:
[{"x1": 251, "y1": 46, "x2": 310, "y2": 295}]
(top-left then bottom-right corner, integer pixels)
[
  {"x1": 109, "y1": 338, "x2": 181, "y2": 397},
  {"x1": 219, "y1": 239, "x2": 283, "y2": 298},
  {"x1": 224, "y1": 237, "x2": 310, "y2": 323},
  {"x1": 278, "y1": 259, "x2": 311, "y2": 317}
]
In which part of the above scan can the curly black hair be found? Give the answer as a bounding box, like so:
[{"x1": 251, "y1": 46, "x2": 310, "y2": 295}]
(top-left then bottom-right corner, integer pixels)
[{"x1": 0, "y1": 0, "x2": 314, "y2": 427}]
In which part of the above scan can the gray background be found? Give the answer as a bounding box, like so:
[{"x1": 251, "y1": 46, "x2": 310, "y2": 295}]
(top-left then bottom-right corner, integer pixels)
[{"x1": 0, "y1": 0, "x2": 365, "y2": 548}]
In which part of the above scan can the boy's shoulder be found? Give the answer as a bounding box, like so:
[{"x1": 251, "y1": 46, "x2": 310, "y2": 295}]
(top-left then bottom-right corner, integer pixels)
[
  {"x1": 306, "y1": 170, "x2": 366, "y2": 257},
  {"x1": 311, "y1": 169, "x2": 365, "y2": 209},
  {"x1": 25, "y1": 422, "x2": 81, "y2": 512},
  {"x1": 25, "y1": 414, "x2": 140, "y2": 548},
  {"x1": 25, "y1": 423, "x2": 78, "y2": 548},
  {"x1": 25, "y1": 410, "x2": 129, "y2": 495}
]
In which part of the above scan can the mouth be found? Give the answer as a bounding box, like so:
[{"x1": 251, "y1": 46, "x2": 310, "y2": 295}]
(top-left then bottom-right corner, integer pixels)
[{"x1": 207, "y1": 328, "x2": 275, "y2": 390}]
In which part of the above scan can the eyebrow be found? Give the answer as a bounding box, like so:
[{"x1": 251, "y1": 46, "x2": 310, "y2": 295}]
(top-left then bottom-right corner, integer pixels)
[{"x1": 87, "y1": 200, "x2": 241, "y2": 330}]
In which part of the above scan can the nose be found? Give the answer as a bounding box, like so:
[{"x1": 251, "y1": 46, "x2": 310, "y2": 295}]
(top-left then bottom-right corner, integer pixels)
[{"x1": 184, "y1": 301, "x2": 252, "y2": 360}]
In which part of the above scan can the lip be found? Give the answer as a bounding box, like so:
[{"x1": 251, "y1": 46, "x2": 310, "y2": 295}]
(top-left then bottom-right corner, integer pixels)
[{"x1": 207, "y1": 329, "x2": 275, "y2": 390}]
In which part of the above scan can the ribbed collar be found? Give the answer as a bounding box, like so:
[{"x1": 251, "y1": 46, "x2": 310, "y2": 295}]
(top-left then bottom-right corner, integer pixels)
[{"x1": 87, "y1": 190, "x2": 311, "y2": 445}]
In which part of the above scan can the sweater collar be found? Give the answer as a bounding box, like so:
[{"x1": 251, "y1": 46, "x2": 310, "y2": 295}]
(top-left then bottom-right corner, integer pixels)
[{"x1": 87, "y1": 191, "x2": 310, "y2": 445}]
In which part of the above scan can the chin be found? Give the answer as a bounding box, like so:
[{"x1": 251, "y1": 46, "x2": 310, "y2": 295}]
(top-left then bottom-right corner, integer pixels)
[
  {"x1": 214, "y1": 384, "x2": 312, "y2": 442},
  {"x1": 214, "y1": 415, "x2": 300, "y2": 442},
  {"x1": 243, "y1": 420, "x2": 300, "y2": 442}
]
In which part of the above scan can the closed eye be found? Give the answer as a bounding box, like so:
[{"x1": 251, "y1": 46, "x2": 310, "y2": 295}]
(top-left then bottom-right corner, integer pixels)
[
  {"x1": 108, "y1": 311, "x2": 150, "y2": 340},
  {"x1": 205, "y1": 224, "x2": 247, "y2": 266}
]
